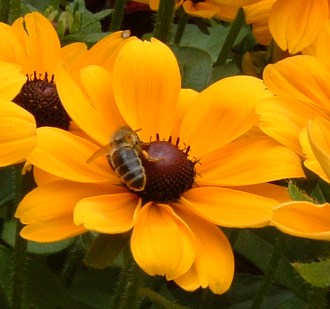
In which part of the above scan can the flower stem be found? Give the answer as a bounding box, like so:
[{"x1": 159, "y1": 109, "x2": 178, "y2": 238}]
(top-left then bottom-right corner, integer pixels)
[
  {"x1": 12, "y1": 221, "x2": 27, "y2": 309},
  {"x1": 153, "y1": 0, "x2": 176, "y2": 43},
  {"x1": 110, "y1": 247, "x2": 145, "y2": 308},
  {"x1": 215, "y1": 7, "x2": 245, "y2": 66},
  {"x1": 250, "y1": 233, "x2": 287, "y2": 309},
  {"x1": 109, "y1": 0, "x2": 127, "y2": 32},
  {"x1": 174, "y1": 7, "x2": 188, "y2": 45}
]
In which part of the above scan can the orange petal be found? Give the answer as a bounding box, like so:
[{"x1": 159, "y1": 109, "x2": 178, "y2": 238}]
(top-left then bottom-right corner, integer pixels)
[
  {"x1": 272, "y1": 202, "x2": 330, "y2": 240},
  {"x1": 0, "y1": 101, "x2": 37, "y2": 166},
  {"x1": 131, "y1": 203, "x2": 196, "y2": 280},
  {"x1": 173, "y1": 205, "x2": 234, "y2": 294},
  {"x1": 180, "y1": 76, "x2": 272, "y2": 157},
  {"x1": 20, "y1": 217, "x2": 86, "y2": 242},
  {"x1": 113, "y1": 38, "x2": 181, "y2": 140},
  {"x1": 263, "y1": 55, "x2": 330, "y2": 111},
  {"x1": 74, "y1": 193, "x2": 140, "y2": 233},
  {"x1": 257, "y1": 96, "x2": 324, "y2": 155},
  {"x1": 182, "y1": 187, "x2": 276, "y2": 227},
  {"x1": 197, "y1": 135, "x2": 304, "y2": 186},
  {"x1": 269, "y1": 0, "x2": 328, "y2": 54},
  {"x1": 12, "y1": 12, "x2": 62, "y2": 75},
  {"x1": 27, "y1": 127, "x2": 116, "y2": 183}
]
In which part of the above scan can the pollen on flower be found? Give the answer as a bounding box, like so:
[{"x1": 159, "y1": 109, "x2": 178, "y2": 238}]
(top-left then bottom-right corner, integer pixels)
[
  {"x1": 137, "y1": 135, "x2": 197, "y2": 203},
  {"x1": 13, "y1": 72, "x2": 71, "y2": 130}
]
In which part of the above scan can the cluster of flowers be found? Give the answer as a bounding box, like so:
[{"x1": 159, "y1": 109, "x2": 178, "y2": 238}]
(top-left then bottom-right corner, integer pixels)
[{"x1": 0, "y1": 0, "x2": 330, "y2": 295}]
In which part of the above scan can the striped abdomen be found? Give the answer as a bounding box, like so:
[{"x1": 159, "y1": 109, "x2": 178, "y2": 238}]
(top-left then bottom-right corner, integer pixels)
[{"x1": 109, "y1": 147, "x2": 146, "y2": 191}]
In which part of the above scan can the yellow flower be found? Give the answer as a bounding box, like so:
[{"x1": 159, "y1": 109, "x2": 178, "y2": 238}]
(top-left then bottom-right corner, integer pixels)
[
  {"x1": 257, "y1": 55, "x2": 330, "y2": 182},
  {"x1": 16, "y1": 38, "x2": 303, "y2": 294}
]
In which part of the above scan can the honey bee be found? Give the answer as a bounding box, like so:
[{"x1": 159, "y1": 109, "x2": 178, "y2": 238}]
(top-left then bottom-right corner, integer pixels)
[{"x1": 87, "y1": 126, "x2": 147, "y2": 191}]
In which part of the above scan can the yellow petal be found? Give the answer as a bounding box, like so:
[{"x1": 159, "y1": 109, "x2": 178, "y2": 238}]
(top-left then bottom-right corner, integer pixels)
[
  {"x1": 12, "y1": 12, "x2": 62, "y2": 75},
  {"x1": 79, "y1": 65, "x2": 126, "y2": 135},
  {"x1": 197, "y1": 136, "x2": 304, "y2": 186},
  {"x1": 173, "y1": 205, "x2": 234, "y2": 294},
  {"x1": 183, "y1": 1, "x2": 222, "y2": 19},
  {"x1": 0, "y1": 101, "x2": 37, "y2": 166},
  {"x1": 113, "y1": 38, "x2": 181, "y2": 140},
  {"x1": 182, "y1": 187, "x2": 276, "y2": 227},
  {"x1": 181, "y1": 76, "x2": 272, "y2": 157},
  {"x1": 0, "y1": 61, "x2": 26, "y2": 100},
  {"x1": 171, "y1": 88, "x2": 199, "y2": 139},
  {"x1": 27, "y1": 127, "x2": 116, "y2": 183},
  {"x1": 269, "y1": 0, "x2": 328, "y2": 54},
  {"x1": 61, "y1": 42, "x2": 88, "y2": 71},
  {"x1": 16, "y1": 180, "x2": 112, "y2": 224},
  {"x1": 303, "y1": 20, "x2": 330, "y2": 68},
  {"x1": 272, "y1": 202, "x2": 330, "y2": 240},
  {"x1": 131, "y1": 203, "x2": 196, "y2": 280},
  {"x1": 234, "y1": 183, "x2": 291, "y2": 203},
  {"x1": 306, "y1": 118, "x2": 330, "y2": 182},
  {"x1": 74, "y1": 193, "x2": 140, "y2": 233},
  {"x1": 263, "y1": 55, "x2": 330, "y2": 111},
  {"x1": 33, "y1": 166, "x2": 63, "y2": 186},
  {"x1": 56, "y1": 62, "x2": 110, "y2": 145},
  {"x1": 20, "y1": 217, "x2": 86, "y2": 242},
  {"x1": 257, "y1": 96, "x2": 324, "y2": 155}
]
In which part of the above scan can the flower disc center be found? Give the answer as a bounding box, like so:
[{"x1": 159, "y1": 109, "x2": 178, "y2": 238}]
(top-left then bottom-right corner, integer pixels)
[{"x1": 138, "y1": 140, "x2": 196, "y2": 203}]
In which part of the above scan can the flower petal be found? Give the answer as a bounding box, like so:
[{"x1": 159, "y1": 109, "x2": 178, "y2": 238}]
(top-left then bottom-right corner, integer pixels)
[
  {"x1": 272, "y1": 202, "x2": 330, "y2": 240},
  {"x1": 131, "y1": 203, "x2": 196, "y2": 280},
  {"x1": 12, "y1": 12, "x2": 62, "y2": 75},
  {"x1": 180, "y1": 76, "x2": 271, "y2": 157},
  {"x1": 74, "y1": 193, "x2": 140, "y2": 233},
  {"x1": 197, "y1": 136, "x2": 304, "y2": 186},
  {"x1": 263, "y1": 55, "x2": 330, "y2": 111},
  {"x1": 56, "y1": 62, "x2": 110, "y2": 145},
  {"x1": 182, "y1": 187, "x2": 276, "y2": 227},
  {"x1": 0, "y1": 101, "x2": 37, "y2": 166},
  {"x1": 173, "y1": 205, "x2": 234, "y2": 294},
  {"x1": 20, "y1": 217, "x2": 86, "y2": 242},
  {"x1": 27, "y1": 127, "x2": 116, "y2": 183},
  {"x1": 257, "y1": 96, "x2": 323, "y2": 155},
  {"x1": 113, "y1": 38, "x2": 181, "y2": 139},
  {"x1": 0, "y1": 61, "x2": 26, "y2": 100},
  {"x1": 269, "y1": 0, "x2": 328, "y2": 54},
  {"x1": 16, "y1": 180, "x2": 116, "y2": 242}
]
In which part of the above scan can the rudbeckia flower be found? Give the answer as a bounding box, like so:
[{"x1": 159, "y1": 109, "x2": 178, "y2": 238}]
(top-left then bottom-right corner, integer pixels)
[
  {"x1": 16, "y1": 38, "x2": 304, "y2": 294},
  {"x1": 257, "y1": 55, "x2": 330, "y2": 182}
]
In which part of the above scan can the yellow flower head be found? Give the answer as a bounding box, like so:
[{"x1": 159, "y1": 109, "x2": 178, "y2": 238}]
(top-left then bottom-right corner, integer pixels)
[{"x1": 16, "y1": 38, "x2": 304, "y2": 294}]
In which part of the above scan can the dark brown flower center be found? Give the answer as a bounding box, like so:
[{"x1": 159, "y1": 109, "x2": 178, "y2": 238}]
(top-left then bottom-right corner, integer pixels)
[
  {"x1": 13, "y1": 72, "x2": 71, "y2": 130},
  {"x1": 137, "y1": 138, "x2": 196, "y2": 203}
]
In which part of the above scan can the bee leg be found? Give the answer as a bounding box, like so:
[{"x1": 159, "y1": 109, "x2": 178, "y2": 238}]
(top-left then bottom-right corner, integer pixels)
[{"x1": 142, "y1": 150, "x2": 163, "y2": 162}]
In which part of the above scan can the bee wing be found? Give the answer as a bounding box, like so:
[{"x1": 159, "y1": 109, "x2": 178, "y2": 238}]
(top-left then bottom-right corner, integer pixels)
[{"x1": 87, "y1": 144, "x2": 110, "y2": 163}]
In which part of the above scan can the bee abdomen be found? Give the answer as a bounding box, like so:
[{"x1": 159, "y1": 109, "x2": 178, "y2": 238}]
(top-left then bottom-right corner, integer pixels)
[{"x1": 110, "y1": 148, "x2": 146, "y2": 191}]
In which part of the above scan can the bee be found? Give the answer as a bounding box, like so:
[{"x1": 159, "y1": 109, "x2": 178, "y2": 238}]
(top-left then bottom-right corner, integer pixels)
[{"x1": 87, "y1": 126, "x2": 147, "y2": 191}]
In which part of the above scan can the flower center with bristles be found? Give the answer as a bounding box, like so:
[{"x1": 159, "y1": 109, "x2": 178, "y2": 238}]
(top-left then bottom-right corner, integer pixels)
[
  {"x1": 13, "y1": 72, "x2": 71, "y2": 130},
  {"x1": 138, "y1": 136, "x2": 197, "y2": 203}
]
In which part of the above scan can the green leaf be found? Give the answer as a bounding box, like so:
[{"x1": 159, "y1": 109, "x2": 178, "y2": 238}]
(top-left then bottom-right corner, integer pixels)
[
  {"x1": 288, "y1": 182, "x2": 315, "y2": 202},
  {"x1": 210, "y1": 62, "x2": 240, "y2": 84},
  {"x1": 170, "y1": 45, "x2": 212, "y2": 91},
  {"x1": 0, "y1": 165, "x2": 22, "y2": 208},
  {"x1": 293, "y1": 259, "x2": 330, "y2": 288},
  {"x1": 84, "y1": 233, "x2": 130, "y2": 269},
  {"x1": 233, "y1": 229, "x2": 310, "y2": 298}
]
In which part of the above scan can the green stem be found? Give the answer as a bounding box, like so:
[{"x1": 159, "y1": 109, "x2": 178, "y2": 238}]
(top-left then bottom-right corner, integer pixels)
[
  {"x1": 59, "y1": 238, "x2": 85, "y2": 288},
  {"x1": 12, "y1": 221, "x2": 27, "y2": 309},
  {"x1": 307, "y1": 287, "x2": 328, "y2": 309},
  {"x1": 109, "y1": 0, "x2": 127, "y2": 32},
  {"x1": 139, "y1": 287, "x2": 189, "y2": 309},
  {"x1": 9, "y1": 0, "x2": 21, "y2": 23},
  {"x1": 215, "y1": 7, "x2": 245, "y2": 66},
  {"x1": 110, "y1": 247, "x2": 145, "y2": 309},
  {"x1": 174, "y1": 7, "x2": 188, "y2": 45},
  {"x1": 153, "y1": 0, "x2": 176, "y2": 43},
  {"x1": 250, "y1": 233, "x2": 287, "y2": 309}
]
